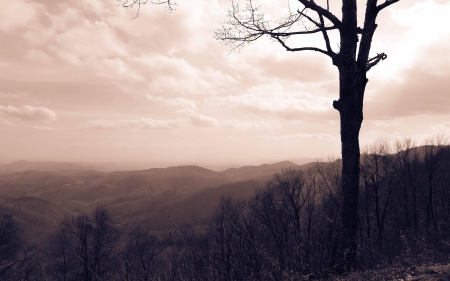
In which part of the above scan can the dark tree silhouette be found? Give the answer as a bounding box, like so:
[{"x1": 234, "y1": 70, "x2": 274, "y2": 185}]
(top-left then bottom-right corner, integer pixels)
[
  {"x1": 0, "y1": 214, "x2": 21, "y2": 278},
  {"x1": 50, "y1": 207, "x2": 119, "y2": 281},
  {"x1": 123, "y1": 225, "x2": 163, "y2": 281},
  {"x1": 214, "y1": 0, "x2": 400, "y2": 272}
]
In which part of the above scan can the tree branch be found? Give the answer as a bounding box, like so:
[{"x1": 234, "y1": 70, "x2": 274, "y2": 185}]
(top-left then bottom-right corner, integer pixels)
[
  {"x1": 377, "y1": 0, "x2": 400, "y2": 12},
  {"x1": 297, "y1": 7, "x2": 321, "y2": 26},
  {"x1": 366, "y1": 52, "x2": 387, "y2": 71},
  {"x1": 318, "y1": 14, "x2": 336, "y2": 58},
  {"x1": 297, "y1": 0, "x2": 342, "y2": 28},
  {"x1": 356, "y1": 0, "x2": 378, "y2": 71},
  {"x1": 271, "y1": 35, "x2": 331, "y2": 57},
  {"x1": 215, "y1": 0, "x2": 338, "y2": 57},
  {"x1": 117, "y1": 0, "x2": 176, "y2": 17},
  {"x1": 265, "y1": 26, "x2": 337, "y2": 37}
]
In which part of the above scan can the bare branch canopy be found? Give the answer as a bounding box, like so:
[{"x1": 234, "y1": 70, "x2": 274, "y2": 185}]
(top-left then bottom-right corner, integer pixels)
[{"x1": 215, "y1": 0, "x2": 400, "y2": 71}]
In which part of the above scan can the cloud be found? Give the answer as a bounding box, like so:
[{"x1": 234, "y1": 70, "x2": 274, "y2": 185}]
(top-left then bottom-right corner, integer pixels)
[
  {"x1": 247, "y1": 50, "x2": 334, "y2": 83},
  {"x1": 365, "y1": 41, "x2": 450, "y2": 119},
  {"x1": 33, "y1": 125, "x2": 54, "y2": 131},
  {"x1": 214, "y1": 90, "x2": 333, "y2": 120},
  {"x1": 0, "y1": 0, "x2": 40, "y2": 31},
  {"x1": 146, "y1": 94, "x2": 197, "y2": 109},
  {"x1": 134, "y1": 55, "x2": 199, "y2": 78},
  {"x1": 0, "y1": 119, "x2": 14, "y2": 127},
  {"x1": 231, "y1": 93, "x2": 328, "y2": 112},
  {"x1": 264, "y1": 133, "x2": 337, "y2": 142},
  {"x1": 369, "y1": 70, "x2": 450, "y2": 118},
  {"x1": 98, "y1": 58, "x2": 144, "y2": 82},
  {"x1": 24, "y1": 49, "x2": 53, "y2": 63},
  {"x1": 0, "y1": 105, "x2": 57, "y2": 121},
  {"x1": 431, "y1": 122, "x2": 450, "y2": 133},
  {"x1": 0, "y1": 91, "x2": 28, "y2": 100},
  {"x1": 373, "y1": 120, "x2": 400, "y2": 127},
  {"x1": 189, "y1": 114, "x2": 218, "y2": 127},
  {"x1": 223, "y1": 118, "x2": 282, "y2": 131},
  {"x1": 394, "y1": 1, "x2": 450, "y2": 49},
  {"x1": 86, "y1": 114, "x2": 281, "y2": 131},
  {"x1": 86, "y1": 118, "x2": 187, "y2": 129},
  {"x1": 49, "y1": 18, "x2": 128, "y2": 64}
]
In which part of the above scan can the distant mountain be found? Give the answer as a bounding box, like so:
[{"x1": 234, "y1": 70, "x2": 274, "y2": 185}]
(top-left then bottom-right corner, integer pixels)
[
  {"x1": 176, "y1": 157, "x2": 315, "y2": 171},
  {"x1": 220, "y1": 161, "x2": 300, "y2": 182},
  {"x1": 241, "y1": 157, "x2": 315, "y2": 167},
  {"x1": 0, "y1": 160, "x2": 108, "y2": 174}
]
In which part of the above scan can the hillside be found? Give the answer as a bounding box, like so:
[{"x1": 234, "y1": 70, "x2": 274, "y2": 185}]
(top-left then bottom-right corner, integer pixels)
[
  {"x1": 0, "y1": 160, "x2": 109, "y2": 175},
  {"x1": 220, "y1": 160, "x2": 300, "y2": 181},
  {"x1": 0, "y1": 161, "x2": 308, "y2": 242}
]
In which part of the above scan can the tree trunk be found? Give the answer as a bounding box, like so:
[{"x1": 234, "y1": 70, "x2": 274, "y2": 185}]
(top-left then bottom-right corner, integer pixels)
[
  {"x1": 330, "y1": 62, "x2": 364, "y2": 272},
  {"x1": 338, "y1": 102, "x2": 362, "y2": 272},
  {"x1": 332, "y1": 32, "x2": 365, "y2": 271},
  {"x1": 330, "y1": 0, "x2": 379, "y2": 270}
]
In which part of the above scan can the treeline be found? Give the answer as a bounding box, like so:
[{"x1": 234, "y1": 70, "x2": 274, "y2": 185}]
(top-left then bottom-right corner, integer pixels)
[{"x1": 1, "y1": 136, "x2": 450, "y2": 280}]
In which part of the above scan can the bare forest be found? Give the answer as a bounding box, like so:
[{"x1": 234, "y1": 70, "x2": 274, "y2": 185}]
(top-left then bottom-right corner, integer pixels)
[{"x1": 1, "y1": 137, "x2": 450, "y2": 280}]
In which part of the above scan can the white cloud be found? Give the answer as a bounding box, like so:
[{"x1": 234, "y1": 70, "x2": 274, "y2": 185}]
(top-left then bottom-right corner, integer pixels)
[
  {"x1": 0, "y1": 91, "x2": 28, "y2": 100},
  {"x1": 431, "y1": 122, "x2": 450, "y2": 133},
  {"x1": 211, "y1": 90, "x2": 332, "y2": 119},
  {"x1": 0, "y1": 105, "x2": 57, "y2": 121},
  {"x1": 234, "y1": 93, "x2": 327, "y2": 112},
  {"x1": 33, "y1": 125, "x2": 54, "y2": 131},
  {"x1": 373, "y1": 120, "x2": 400, "y2": 127},
  {"x1": 0, "y1": 0, "x2": 40, "y2": 31},
  {"x1": 263, "y1": 133, "x2": 337, "y2": 142},
  {"x1": 98, "y1": 58, "x2": 144, "y2": 82},
  {"x1": 395, "y1": 1, "x2": 450, "y2": 44},
  {"x1": 387, "y1": 0, "x2": 450, "y2": 71},
  {"x1": 134, "y1": 55, "x2": 199, "y2": 78},
  {"x1": 25, "y1": 49, "x2": 53, "y2": 63},
  {"x1": 0, "y1": 119, "x2": 14, "y2": 127},
  {"x1": 86, "y1": 114, "x2": 281, "y2": 130},
  {"x1": 146, "y1": 94, "x2": 197, "y2": 109},
  {"x1": 79, "y1": 0, "x2": 113, "y2": 16},
  {"x1": 51, "y1": 20, "x2": 128, "y2": 63},
  {"x1": 86, "y1": 118, "x2": 187, "y2": 129},
  {"x1": 189, "y1": 114, "x2": 218, "y2": 127},
  {"x1": 223, "y1": 118, "x2": 282, "y2": 131}
]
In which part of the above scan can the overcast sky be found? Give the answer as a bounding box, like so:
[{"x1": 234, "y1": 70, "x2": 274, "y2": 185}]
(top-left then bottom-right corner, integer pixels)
[{"x1": 0, "y1": 0, "x2": 449, "y2": 166}]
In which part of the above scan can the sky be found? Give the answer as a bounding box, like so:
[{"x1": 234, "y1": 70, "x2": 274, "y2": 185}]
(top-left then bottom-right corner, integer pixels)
[{"x1": 0, "y1": 0, "x2": 449, "y2": 167}]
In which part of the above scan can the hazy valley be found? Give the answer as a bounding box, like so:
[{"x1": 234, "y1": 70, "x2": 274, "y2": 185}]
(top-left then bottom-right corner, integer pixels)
[{"x1": 0, "y1": 159, "x2": 307, "y2": 245}]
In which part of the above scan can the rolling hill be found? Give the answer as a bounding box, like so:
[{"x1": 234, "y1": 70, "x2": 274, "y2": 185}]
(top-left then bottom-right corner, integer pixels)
[{"x1": 0, "y1": 160, "x2": 312, "y2": 243}]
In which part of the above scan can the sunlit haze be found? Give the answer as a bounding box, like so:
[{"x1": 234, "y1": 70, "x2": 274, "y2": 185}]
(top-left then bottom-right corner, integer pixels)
[{"x1": 1, "y1": 0, "x2": 449, "y2": 167}]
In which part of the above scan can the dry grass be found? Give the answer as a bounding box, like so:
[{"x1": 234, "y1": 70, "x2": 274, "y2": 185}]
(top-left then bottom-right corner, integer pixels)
[{"x1": 324, "y1": 264, "x2": 450, "y2": 281}]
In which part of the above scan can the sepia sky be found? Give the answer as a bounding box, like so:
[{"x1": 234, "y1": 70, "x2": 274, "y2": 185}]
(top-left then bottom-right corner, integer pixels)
[{"x1": 0, "y1": 0, "x2": 449, "y2": 166}]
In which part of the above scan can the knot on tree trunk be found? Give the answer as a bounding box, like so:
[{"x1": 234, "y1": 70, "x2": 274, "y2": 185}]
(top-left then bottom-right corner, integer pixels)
[{"x1": 333, "y1": 100, "x2": 341, "y2": 111}]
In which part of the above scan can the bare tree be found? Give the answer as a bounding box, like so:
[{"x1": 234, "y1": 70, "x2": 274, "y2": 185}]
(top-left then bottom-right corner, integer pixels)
[
  {"x1": 422, "y1": 135, "x2": 447, "y2": 236},
  {"x1": 0, "y1": 214, "x2": 21, "y2": 278},
  {"x1": 360, "y1": 138, "x2": 396, "y2": 255},
  {"x1": 314, "y1": 158, "x2": 342, "y2": 271},
  {"x1": 215, "y1": 0, "x2": 400, "y2": 271},
  {"x1": 123, "y1": 225, "x2": 163, "y2": 281},
  {"x1": 394, "y1": 138, "x2": 422, "y2": 237},
  {"x1": 50, "y1": 207, "x2": 119, "y2": 281}
]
